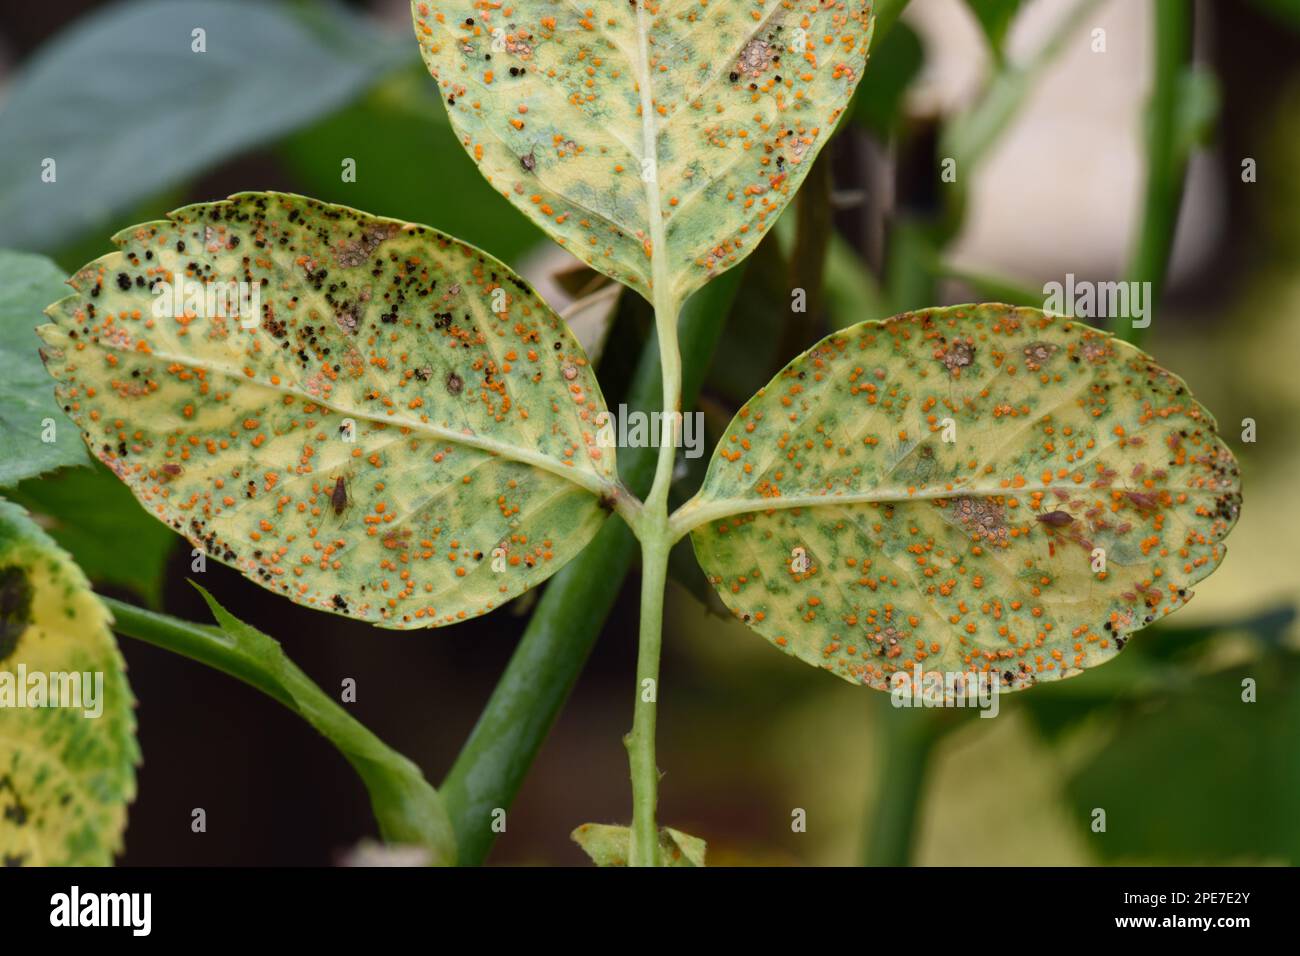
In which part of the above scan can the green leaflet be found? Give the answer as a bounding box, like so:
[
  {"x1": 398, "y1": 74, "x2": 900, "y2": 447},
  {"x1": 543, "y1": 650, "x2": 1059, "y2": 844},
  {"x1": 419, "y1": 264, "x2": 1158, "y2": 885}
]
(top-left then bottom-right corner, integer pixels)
[
  {"x1": 572, "y1": 822, "x2": 706, "y2": 867},
  {"x1": 678, "y1": 304, "x2": 1241, "y2": 693},
  {"x1": 0, "y1": 250, "x2": 91, "y2": 486},
  {"x1": 0, "y1": 499, "x2": 138, "y2": 866},
  {"x1": 37, "y1": 192, "x2": 620, "y2": 629},
  {"x1": 412, "y1": 0, "x2": 875, "y2": 311}
]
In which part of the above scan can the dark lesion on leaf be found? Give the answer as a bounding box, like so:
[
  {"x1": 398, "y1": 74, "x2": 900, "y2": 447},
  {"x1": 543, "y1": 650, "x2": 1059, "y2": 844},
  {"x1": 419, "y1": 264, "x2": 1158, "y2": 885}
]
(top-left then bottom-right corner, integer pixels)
[
  {"x1": 949, "y1": 496, "x2": 1008, "y2": 545},
  {"x1": 936, "y1": 339, "x2": 974, "y2": 374},
  {"x1": 333, "y1": 223, "x2": 400, "y2": 268},
  {"x1": 1022, "y1": 341, "x2": 1058, "y2": 371},
  {"x1": 0, "y1": 567, "x2": 33, "y2": 663},
  {"x1": 0, "y1": 775, "x2": 30, "y2": 829}
]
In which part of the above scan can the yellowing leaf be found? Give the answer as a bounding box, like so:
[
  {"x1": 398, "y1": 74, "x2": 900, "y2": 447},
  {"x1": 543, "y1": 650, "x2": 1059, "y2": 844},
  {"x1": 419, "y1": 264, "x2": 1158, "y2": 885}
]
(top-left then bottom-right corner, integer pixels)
[
  {"x1": 0, "y1": 500, "x2": 137, "y2": 865},
  {"x1": 412, "y1": 0, "x2": 875, "y2": 311},
  {"x1": 571, "y1": 822, "x2": 706, "y2": 867},
  {"x1": 679, "y1": 304, "x2": 1241, "y2": 692},
  {"x1": 37, "y1": 193, "x2": 621, "y2": 629}
]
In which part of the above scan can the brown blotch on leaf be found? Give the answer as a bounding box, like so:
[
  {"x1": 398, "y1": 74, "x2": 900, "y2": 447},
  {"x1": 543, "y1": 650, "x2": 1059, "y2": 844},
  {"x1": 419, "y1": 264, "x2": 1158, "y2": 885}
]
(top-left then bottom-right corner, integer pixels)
[
  {"x1": 0, "y1": 566, "x2": 34, "y2": 663},
  {"x1": 1080, "y1": 337, "x2": 1112, "y2": 364},
  {"x1": 446, "y1": 371, "x2": 464, "y2": 396},
  {"x1": 869, "y1": 624, "x2": 907, "y2": 659},
  {"x1": 334, "y1": 304, "x2": 360, "y2": 336},
  {"x1": 1023, "y1": 341, "x2": 1058, "y2": 370},
  {"x1": 334, "y1": 223, "x2": 400, "y2": 268},
  {"x1": 950, "y1": 496, "x2": 1009, "y2": 544},
  {"x1": 736, "y1": 37, "x2": 775, "y2": 77},
  {"x1": 939, "y1": 340, "x2": 974, "y2": 373}
]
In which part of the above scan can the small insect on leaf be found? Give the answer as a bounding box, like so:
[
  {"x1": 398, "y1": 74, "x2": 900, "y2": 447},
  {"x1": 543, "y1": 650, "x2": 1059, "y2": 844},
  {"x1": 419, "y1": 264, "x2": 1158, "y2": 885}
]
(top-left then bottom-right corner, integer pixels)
[
  {"x1": 1036, "y1": 510, "x2": 1074, "y2": 527},
  {"x1": 330, "y1": 476, "x2": 349, "y2": 517},
  {"x1": 411, "y1": 1, "x2": 876, "y2": 312},
  {"x1": 679, "y1": 304, "x2": 1241, "y2": 693},
  {"x1": 37, "y1": 192, "x2": 623, "y2": 629}
]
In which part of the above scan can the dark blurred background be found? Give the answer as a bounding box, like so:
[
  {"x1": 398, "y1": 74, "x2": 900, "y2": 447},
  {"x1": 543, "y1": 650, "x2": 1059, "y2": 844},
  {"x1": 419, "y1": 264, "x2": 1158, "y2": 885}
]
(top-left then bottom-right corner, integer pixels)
[{"x1": 2, "y1": 0, "x2": 1298, "y2": 865}]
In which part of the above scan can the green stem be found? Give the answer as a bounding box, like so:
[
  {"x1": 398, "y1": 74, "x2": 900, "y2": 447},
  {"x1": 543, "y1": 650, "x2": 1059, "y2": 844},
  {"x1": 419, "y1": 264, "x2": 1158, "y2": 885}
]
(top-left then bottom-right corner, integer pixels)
[
  {"x1": 1124, "y1": 0, "x2": 1193, "y2": 346},
  {"x1": 105, "y1": 592, "x2": 455, "y2": 861},
  {"x1": 623, "y1": 0, "x2": 684, "y2": 862},
  {"x1": 862, "y1": 702, "x2": 945, "y2": 866},
  {"x1": 439, "y1": 271, "x2": 743, "y2": 865},
  {"x1": 106, "y1": 596, "x2": 291, "y2": 704},
  {"x1": 624, "y1": 264, "x2": 681, "y2": 865},
  {"x1": 627, "y1": 532, "x2": 669, "y2": 866}
]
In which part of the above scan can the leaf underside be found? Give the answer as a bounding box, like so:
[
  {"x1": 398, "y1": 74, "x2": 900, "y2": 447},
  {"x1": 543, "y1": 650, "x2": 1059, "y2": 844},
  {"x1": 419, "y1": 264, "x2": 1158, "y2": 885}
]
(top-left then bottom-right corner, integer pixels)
[
  {"x1": 571, "y1": 822, "x2": 706, "y2": 867},
  {"x1": 687, "y1": 304, "x2": 1241, "y2": 693},
  {"x1": 38, "y1": 192, "x2": 617, "y2": 629},
  {"x1": 412, "y1": 0, "x2": 875, "y2": 309},
  {"x1": 0, "y1": 500, "x2": 137, "y2": 866}
]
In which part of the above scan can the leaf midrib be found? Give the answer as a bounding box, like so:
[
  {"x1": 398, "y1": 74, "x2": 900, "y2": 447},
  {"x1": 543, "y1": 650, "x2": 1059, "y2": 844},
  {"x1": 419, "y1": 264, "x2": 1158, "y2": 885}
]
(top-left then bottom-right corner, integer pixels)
[
  {"x1": 673, "y1": 480, "x2": 1229, "y2": 541},
  {"x1": 634, "y1": 1, "x2": 672, "y2": 311},
  {"x1": 54, "y1": 326, "x2": 618, "y2": 502}
]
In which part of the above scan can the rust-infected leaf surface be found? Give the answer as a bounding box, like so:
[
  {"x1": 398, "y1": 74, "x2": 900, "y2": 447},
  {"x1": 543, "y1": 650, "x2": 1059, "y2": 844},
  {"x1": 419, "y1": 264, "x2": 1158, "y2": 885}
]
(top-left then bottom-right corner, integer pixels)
[
  {"x1": 412, "y1": 0, "x2": 875, "y2": 310},
  {"x1": 37, "y1": 193, "x2": 619, "y2": 629},
  {"x1": 0, "y1": 500, "x2": 137, "y2": 866},
  {"x1": 682, "y1": 304, "x2": 1241, "y2": 692}
]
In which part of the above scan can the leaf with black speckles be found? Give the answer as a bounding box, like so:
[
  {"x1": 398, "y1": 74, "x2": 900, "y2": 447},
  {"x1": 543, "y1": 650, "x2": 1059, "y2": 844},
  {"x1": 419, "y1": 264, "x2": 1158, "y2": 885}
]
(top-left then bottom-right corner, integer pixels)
[
  {"x1": 412, "y1": 0, "x2": 876, "y2": 311},
  {"x1": 679, "y1": 304, "x2": 1241, "y2": 694},
  {"x1": 0, "y1": 499, "x2": 137, "y2": 866},
  {"x1": 37, "y1": 192, "x2": 620, "y2": 629}
]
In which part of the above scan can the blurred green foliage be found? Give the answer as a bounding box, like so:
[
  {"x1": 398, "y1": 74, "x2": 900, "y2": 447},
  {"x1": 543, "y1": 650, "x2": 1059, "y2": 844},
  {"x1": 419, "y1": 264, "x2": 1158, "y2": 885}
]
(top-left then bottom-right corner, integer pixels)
[{"x1": 0, "y1": 0, "x2": 406, "y2": 254}]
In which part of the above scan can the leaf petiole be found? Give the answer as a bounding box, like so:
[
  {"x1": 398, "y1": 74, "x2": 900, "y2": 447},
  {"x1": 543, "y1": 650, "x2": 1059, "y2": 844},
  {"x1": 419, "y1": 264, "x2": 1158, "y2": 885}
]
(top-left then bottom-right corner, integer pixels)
[{"x1": 104, "y1": 588, "x2": 456, "y2": 863}]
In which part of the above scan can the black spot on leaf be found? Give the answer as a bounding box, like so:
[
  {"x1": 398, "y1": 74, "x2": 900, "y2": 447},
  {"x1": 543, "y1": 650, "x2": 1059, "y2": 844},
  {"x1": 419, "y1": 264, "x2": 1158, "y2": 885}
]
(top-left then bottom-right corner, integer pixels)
[{"x1": 0, "y1": 567, "x2": 33, "y2": 662}]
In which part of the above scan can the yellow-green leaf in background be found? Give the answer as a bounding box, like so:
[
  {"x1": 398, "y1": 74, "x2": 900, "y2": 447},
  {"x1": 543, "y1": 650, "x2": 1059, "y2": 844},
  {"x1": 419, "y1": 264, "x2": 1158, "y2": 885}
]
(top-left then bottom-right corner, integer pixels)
[
  {"x1": 0, "y1": 499, "x2": 137, "y2": 866},
  {"x1": 412, "y1": 0, "x2": 875, "y2": 311},
  {"x1": 37, "y1": 192, "x2": 621, "y2": 629},
  {"x1": 677, "y1": 304, "x2": 1241, "y2": 693},
  {"x1": 572, "y1": 822, "x2": 706, "y2": 867}
]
